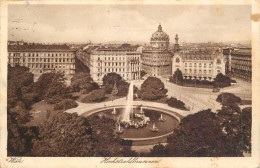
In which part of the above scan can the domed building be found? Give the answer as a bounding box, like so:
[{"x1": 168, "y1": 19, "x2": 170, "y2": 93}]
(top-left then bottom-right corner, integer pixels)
[
  {"x1": 150, "y1": 24, "x2": 170, "y2": 49},
  {"x1": 141, "y1": 25, "x2": 173, "y2": 77}
]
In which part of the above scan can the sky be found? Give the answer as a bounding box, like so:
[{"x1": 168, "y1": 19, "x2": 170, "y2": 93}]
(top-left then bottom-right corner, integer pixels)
[{"x1": 8, "y1": 5, "x2": 251, "y2": 44}]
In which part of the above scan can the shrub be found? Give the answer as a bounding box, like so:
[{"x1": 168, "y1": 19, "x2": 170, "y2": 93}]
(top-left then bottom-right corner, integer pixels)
[
  {"x1": 81, "y1": 89, "x2": 106, "y2": 103},
  {"x1": 216, "y1": 93, "x2": 242, "y2": 105},
  {"x1": 54, "y1": 99, "x2": 78, "y2": 111},
  {"x1": 166, "y1": 97, "x2": 186, "y2": 110}
]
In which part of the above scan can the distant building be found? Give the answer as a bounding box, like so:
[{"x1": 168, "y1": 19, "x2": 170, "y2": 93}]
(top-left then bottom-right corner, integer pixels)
[
  {"x1": 172, "y1": 50, "x2": 225, "y2": 81},
  {"x1": 230, "y1": 48, "x2": 252, "y2": 82},
  {"x1": 8, "y1": 43, "x2": 76, "y2": 85},
  {"x1": 89, "y1": 46, "x2": 141, "y2": 83},
  {"x1": 141, "y1": 25, "x2": 173, "y2": 77},
  {"x1": 222, "y1": 48, "x2": 233, "y2": 74}
]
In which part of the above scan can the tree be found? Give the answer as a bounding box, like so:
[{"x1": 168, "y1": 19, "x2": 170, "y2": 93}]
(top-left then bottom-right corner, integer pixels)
[
  {"x1": 149, "y1": 144, "x2": 168, "y2": 157},
  {"x1": 54, "y1": 99, "x2": 78, "y2": 111},
  {"x1": 117, "y1": 80, "x2": 129, "y2": 96},
  {"x1": 137, "y1": 77, "x2": 168, "y2": 100},
  {"x1": 102, "y1": 73, "x2": 130, "y2": 96},
  {"x1": 140, "y1": 70, "x2": 147, "y2": 78},
  {"x1": 164, "y1": 110, "x2": 227, "y2": 157},
  {"x1": 213, "y1": 73, "x2": 232, "y2": 88},
  {"x1": 216, "y1": 93, "x2": 242, "y2": 106},
  {"x1": 7, "y1": 66, "x2": 38, "y2": 156},
  {"x1": 81, "y1": 89, "x2": 106, "y2": 103},
  {"x1": 170, "y1": 69, "x2": 183, "y2": 85},
  {"x1": 32, "y1": 112, "x2": 136, "y2": 157},
  {"x1": 70, "y1": 72, "x2": 98, "y2": 93},
  {"x1": 34, "y1": 72, "x2": 69, "y2": 104},
  {"x1": 166, "y1": 97, "x2": 186, "y2": 110},
  {"x1": 147, "y1": 106, "x2": 251, "y2": 157},
  {"x1": 8, "y1": 66, "x2": 35, "y2": 109},
  {"x1": 102, "y1": 73, "x2": 123, "y2": 94}
]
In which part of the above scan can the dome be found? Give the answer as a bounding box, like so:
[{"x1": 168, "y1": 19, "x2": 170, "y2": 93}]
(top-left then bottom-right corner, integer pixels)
[{"x1": 151, "y1": 25, "x2": 169, "y2": 41}]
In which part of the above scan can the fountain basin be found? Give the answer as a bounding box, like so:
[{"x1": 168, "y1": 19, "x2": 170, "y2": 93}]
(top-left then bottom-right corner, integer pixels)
[{"x1": 83, "y1": 106, "x2": 181, "y2": 145}]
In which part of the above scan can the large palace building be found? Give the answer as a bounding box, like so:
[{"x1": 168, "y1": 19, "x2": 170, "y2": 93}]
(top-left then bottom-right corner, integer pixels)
[
  {"x1": 141, "y1": 25, "x2": 173, "y2": 77},
  {"x1": 230, "y1": 48, "x2": 252, "y2": 82},
  {"x1": 172, "y1": 50, "x2": 225, "y2": 81},
  {"x1": 8, "y1": 43, "x2": 76, "y2": 85},
  {"x1": 89, "y1": 46, "x2": 141, "y2": 83}
]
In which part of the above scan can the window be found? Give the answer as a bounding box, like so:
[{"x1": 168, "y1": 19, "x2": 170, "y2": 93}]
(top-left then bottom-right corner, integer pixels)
[
  {"x1": 176, "y1": 58, "x2": 180, "y2": 63},
  {"x1": 204, "y1": 63, "x2": 206, "y2": 68},
  {"x1": 185, "y1": 63, "x2": 187, "y2": 67},
  {"x1": 217, "y1": 59, "x2": 221, "y2": 64}
]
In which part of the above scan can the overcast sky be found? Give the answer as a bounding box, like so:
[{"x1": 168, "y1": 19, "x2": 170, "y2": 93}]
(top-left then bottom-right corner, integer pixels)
[{"x1": 8, "y1": 5, "x2": 251, "y2": 44}]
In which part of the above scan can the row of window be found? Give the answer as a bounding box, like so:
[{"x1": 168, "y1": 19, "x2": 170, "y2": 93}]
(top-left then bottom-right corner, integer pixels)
[
  {"x1": 232, "y1": 56, "x2": 251, "y2": 61},
  {"x1": 184, "y1": 69, "x2": 212, "y2": 74},
  {"x1": 9, "y1": 58, "x2": 74, "y2": 63},
  {"x1": 99, "y1": 67, "x2": 140, "y2": 73},
  {"x1": 9, "y1": 52, "x2": 74, "y2": 57},
  {"x1": 27, "y1": 63, "x2": 74, "y2": 69},
  {"x1": 96, "y1": 56, "x2": 140, "y2": 61},
  {"x1": 184, "y1": 62, "x2": 212, "y2": 68}
]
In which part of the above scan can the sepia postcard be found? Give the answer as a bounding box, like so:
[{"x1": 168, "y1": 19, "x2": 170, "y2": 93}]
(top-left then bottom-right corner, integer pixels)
[{"x1": 0, "y1": 0, "x2": 259, "y2": 168}]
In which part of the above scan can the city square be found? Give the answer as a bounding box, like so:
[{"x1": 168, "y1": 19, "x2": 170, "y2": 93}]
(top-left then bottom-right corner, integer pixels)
[{"x1": 4, "y1": 3, "x2": 254, "y2": 162}]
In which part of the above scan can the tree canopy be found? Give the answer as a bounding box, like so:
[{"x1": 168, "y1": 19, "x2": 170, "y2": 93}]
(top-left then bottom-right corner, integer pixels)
[
  {"x1": 70, "y1": 72, "x2": 98, "y2": 93},
  {"x1": 34, "y1": 72, "x2": 69, "y2": 104},
  {"x1": 170, "y1": 68, "x2": 183, "y2": 85},
  {"x1": 138, "y1": 77, "x2": 168, "y2": 100},
  {"x1": 32, "y1": 112, "x2": 136, "y2": 157},
  {"x1": 216, "y1": 93, "x2": 242, "y2": 106},
  {"x1": 7, "y1": 66, "x2": 38, "y2": 156},
  {"x1": 213, "y1": 73, "x2": 232, "y2": 88},
  {"x1": 149, "y1": 105, "x2": 251, "y2": 157},
  {"x1": 81, "y1": 89, "x2": 106, "y2": 103},
  {"x1": 102, "y1": 73, "x2": 129, "y2": 96}
]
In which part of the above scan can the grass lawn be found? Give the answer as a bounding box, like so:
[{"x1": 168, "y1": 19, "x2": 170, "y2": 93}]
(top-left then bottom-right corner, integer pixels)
[
  {"x1": 27, "y1": 100, "x2": 58, "y2": 127},
  {"x1": 75, "y1": 90, "x2": 125, "y2": 103}
]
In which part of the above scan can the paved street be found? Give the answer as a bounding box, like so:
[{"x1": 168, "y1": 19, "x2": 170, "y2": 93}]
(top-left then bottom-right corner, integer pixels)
[{"x1": 133, "y1": 76, "x2": 252, "y2": 113}]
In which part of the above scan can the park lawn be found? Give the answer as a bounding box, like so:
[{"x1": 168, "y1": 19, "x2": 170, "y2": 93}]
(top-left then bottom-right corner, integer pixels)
[
  {"x1": 27, "y1": 100, "x2": 58, "y2": 127},
  {"x1": 77, "y1": 90, "x2": 125, "y2": 103}
]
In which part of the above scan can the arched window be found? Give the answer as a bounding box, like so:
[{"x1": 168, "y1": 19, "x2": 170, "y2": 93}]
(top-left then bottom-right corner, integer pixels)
[
  {"x1": 176, "y1": 58, "x2": 180, "y2": 63},
  {"x1": 217, "y1": 59, "x2": 221, "y2": 64}
]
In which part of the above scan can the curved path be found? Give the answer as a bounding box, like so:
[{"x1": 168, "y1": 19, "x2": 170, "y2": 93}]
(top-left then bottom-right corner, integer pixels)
[{"x1": 65, "y1": 97, "x2": 193, "y2": 117}]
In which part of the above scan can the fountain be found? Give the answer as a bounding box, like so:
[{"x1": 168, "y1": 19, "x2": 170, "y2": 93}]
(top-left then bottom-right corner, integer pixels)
[
  {"x1": 159, "y1": 114, "x2": 166, "y2": 122},
  {"x1": 122, "y1": 81, "x2": 134, "y2": 123},
  {"x1": 151, "y1": 123, "x2": 159, "y2": 132},
  {"x1": 116, "y1": 123, "x2": 124, "y2": 134},
  {"x1": 140, "y1": 107, "x2": 144, "y2": 114},
  {"x1": 112, "y1": 107, "x2": 116, "y2": 115},
  {"x1": 121, "y1": 81, "x2": 150, "y2": 128}
]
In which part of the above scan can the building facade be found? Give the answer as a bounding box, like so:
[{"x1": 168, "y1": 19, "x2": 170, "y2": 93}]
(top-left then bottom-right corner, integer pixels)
[
  {"x1": 230, "y1": 48, "x2": 252, "y2": 82},
  {"x1": 141, "y1": 25, "x2": 173, "y2": 77},
  {"x1": 89, "y1": 47, "x2": 141, "y2": 83},
  {"x1": 172, "y1": 51, "x2": 225, "y2": 81},
  {"x1": 8, "y1": 43, "x2": 76, "y2": 85}
]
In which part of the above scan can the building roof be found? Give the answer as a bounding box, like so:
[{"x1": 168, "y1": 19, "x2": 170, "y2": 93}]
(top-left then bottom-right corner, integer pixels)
[
  {"x1": 8, "y1": 44, "x2": 76, "y2": 52},
  {"x1": 180, "y1": 51, "x2": 221, "y2": 60},
  {"x1": 151, "y1": 25, "x2": 170, "y2": 42}
]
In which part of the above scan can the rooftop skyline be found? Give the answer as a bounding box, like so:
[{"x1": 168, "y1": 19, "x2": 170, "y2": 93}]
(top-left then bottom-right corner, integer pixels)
[{"x1": 8, "y1": 5, "x2": 251, "y2": 44}]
